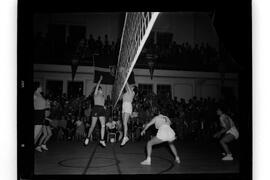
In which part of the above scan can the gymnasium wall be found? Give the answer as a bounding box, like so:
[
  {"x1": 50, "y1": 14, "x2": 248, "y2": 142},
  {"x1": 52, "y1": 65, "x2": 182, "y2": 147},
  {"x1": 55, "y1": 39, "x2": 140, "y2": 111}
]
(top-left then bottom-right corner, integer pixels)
[{"x1": 34, "y1": 64, "x2": 238, "y2": 101}]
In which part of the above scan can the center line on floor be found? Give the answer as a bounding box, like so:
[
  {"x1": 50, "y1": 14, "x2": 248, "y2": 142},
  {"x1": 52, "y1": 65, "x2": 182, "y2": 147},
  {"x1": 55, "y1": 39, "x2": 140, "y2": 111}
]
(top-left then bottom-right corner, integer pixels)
[
  {"x1": 111, "y1": 144, "x2": 122, "y2": 174},
  {"x1": 82, "y1": 143, "x2": 98, "y2": 175}
]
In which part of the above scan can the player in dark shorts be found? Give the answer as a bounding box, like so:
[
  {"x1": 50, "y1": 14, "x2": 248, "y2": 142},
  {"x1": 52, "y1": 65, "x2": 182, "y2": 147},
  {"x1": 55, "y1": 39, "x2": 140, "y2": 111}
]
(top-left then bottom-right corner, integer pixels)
[
  {"x1": 84, "y1": 76, "x2": 106, "y2": 147},
  {"x1": 36, "y1": 106, "x2": 53, "y2": 152}
]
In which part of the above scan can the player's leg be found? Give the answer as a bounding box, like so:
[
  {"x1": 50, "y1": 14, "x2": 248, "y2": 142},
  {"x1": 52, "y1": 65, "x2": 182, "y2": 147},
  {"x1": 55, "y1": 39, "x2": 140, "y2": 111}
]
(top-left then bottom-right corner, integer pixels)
[
  {"x1": 168, "y1": 141, "x2": 181, "y2": 163},
  {"x1": 121, "y1": 112, "x2": 130, "y2": 146},
  {"x1": 41, "y1": 126, "x2": 52, "y2": 150},
  {"x1": 84, "y1": 116, "x2": 98, "y2": 145},
  {"x1": 140, "y1": 136, "x2": 163, "y2": 165},
  {"x1": 34, "y1": 125, "x2": 43, "y2": 145},
  {"x1": 99, "y1": 116, "x2": 106, "y2": 147},
  {"x1": 34, "y1": 125, "x2": 43, "y2": 152},
  {"x1": 220, "y1": 133, "x2": 235, "y2": 160}
]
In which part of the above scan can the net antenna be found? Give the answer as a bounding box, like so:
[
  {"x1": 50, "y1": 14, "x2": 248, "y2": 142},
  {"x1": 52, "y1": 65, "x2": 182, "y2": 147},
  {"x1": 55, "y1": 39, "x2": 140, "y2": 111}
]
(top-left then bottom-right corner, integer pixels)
[{"x1": 111, "y1": 12, "x2": 160, "y2": 108}]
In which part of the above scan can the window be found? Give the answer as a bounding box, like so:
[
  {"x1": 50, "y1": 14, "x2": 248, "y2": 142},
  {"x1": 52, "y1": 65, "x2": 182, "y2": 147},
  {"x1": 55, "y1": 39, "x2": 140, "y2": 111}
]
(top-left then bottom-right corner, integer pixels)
[
  {"x1": 157, "y1": 84, "x2": 171, "y2": 98},
  {"x1": 46, "y1": 80, "x2": 63, "y2": 98},
  {"x1": 138, "y1": 84, "x2": 153, "y2": 95},
  {"x1": 68, "y1": 81, "x2": 84, "y2": 99}
]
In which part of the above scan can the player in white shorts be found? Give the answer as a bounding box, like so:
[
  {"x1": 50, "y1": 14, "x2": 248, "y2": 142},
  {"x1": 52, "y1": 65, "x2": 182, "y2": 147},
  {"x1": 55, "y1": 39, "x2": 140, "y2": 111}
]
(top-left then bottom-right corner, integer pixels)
[
  {"x1": 120, "y1": 82, "x2": 135, "y2": 146},
  {"x1": 140, "y1": 109, "x2": 181, "y2": 165},
  {"x1": 213, "y1": 107, "x2": 239, "y2": 161}
]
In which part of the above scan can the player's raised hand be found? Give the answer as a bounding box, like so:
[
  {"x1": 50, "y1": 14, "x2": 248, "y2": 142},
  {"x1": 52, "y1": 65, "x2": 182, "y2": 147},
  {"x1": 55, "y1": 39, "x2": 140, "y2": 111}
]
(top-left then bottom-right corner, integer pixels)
[
  {"x1": 141, "y1": 129, "x2": 146, "y2": 136},
  {"x1": 99, "y1": 75, "x2": 103, "y2": 81}
]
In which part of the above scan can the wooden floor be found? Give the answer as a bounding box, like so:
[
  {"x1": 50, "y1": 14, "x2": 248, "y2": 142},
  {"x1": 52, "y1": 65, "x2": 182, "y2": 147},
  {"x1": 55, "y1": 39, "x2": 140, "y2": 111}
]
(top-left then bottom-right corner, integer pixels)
[{"x1": 35, "y1": 139, "x2": 239, "y2": 175}]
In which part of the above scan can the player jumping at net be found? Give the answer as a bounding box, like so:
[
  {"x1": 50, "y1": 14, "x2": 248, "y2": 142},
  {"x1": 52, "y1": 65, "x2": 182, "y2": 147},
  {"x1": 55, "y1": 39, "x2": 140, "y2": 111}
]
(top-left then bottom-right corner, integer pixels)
[
  {"x1": 140, "y1": 108, "x2": 181, "y2": 165},
  {"x1": 84, "y1": 75, "x2": 106, "y2": 147},
  {"x1": 120, "y1": 82, "x2": 135, "y2": 146},
  {"x1": 213, "y1": 107, "x2": 239, "y2": 161}
]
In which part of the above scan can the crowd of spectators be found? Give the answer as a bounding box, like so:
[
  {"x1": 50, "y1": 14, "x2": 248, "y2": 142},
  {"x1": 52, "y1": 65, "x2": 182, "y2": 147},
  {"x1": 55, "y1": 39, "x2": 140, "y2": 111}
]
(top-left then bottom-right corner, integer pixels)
[
  {"x1": 44, "y1": 87, "x2": 239, "y2": 143},
  {"x1": 34, "y1": 32, "x2": 237, "y2": 72},
  {"x1": 34, "y1": 32, "x2": 120, "y2": 65},
  {"x1": 142, "y1": 40, "x2": 222, "y2": 71}
]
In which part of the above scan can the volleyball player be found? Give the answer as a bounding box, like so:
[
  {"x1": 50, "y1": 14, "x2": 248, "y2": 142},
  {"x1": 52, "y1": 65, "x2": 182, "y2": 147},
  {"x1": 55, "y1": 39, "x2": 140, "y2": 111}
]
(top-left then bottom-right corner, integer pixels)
[
  {"x1": 120, "y1": 82, "x2": 135, "y2": 146},
  {"x1": 34, "y1": 83, "x2": 47, "y2": 152},
  {"x1": 84, "y1": 76, "x2": 106, "y2": 147},
  {"x1": 140, "y1": 108, "x2": 181, "y2": 165},
  {"x1": 213, "y1": 107, "x2": 239, "y2": 161}
]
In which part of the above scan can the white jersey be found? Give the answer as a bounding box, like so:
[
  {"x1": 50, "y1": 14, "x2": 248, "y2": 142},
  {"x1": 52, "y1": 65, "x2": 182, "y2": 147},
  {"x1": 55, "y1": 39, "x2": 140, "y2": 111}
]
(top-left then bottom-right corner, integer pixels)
[
  {"x1": 154, "y1": 114, "x2": 175, "y2": 142},
  {"x1": 220, "y1": 114, "x2": 235, "y2": 129},
  {"x1": 154, "y1": 115, "x2": 171, "y2": 129},
  {"x1": 34, "y1": 92, "x2": 46, "y2": 110},
  {"x1": 220, "y1": 114, "x2": 239, "y2": 139},
  {"x1": 123, "y1": 91, "x2": 134, "y2": 103}
]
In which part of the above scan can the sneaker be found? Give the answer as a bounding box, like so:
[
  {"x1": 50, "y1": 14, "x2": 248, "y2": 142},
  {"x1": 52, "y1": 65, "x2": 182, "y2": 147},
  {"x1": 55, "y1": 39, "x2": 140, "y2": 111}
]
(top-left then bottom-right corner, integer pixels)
[
  {"x1": 41, "y1": 144, "x2": 48, "y2": 151},
  {"x1": 84, "y1": 138, "x2": 89, "y2": 146},
  {"x1": 140, "y1": 159, "x2": 151, "y2": 165},
  {"x1": 99, "y1": 140, "x2": 106, "y2": 147},
  {"x1": 222, "y1": 154, "x2": 234, "y2": 161},
  {"x1": 35, "y1": 146, "x2": 43, "y2": 152},
  {"x1": 175, "y1": 157, "x2": 181, "y2": 164},
  {"x1": 120, "y1": 137, "x2": 129, "y2": 146}
]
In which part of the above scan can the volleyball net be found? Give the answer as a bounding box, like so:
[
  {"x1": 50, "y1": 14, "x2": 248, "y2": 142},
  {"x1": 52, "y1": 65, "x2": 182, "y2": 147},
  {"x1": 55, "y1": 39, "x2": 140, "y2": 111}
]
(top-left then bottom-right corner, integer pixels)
[{"x1": 111, "y1": 12, "x2": 160, "y2": 108}]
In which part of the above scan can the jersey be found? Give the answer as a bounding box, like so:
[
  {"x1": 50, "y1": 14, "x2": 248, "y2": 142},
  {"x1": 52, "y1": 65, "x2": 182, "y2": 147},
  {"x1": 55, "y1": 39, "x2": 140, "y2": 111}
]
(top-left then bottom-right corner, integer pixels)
[
  {"x1": 34, "y1": 92, "x2": 46, "y2": 110},
  {"x1": 94, "y1": 93, "x2": 105, "y2": 106},
  {"x1": 154, "y1": 114, "x2": 171, "y2": 129}
]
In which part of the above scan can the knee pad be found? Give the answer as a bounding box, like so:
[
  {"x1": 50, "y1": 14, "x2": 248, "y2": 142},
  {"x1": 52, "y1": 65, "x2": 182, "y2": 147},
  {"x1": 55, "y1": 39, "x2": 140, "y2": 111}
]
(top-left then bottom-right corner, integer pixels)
[{"x1": 101, "y1": 124, "x2": 105, "y2": 128}]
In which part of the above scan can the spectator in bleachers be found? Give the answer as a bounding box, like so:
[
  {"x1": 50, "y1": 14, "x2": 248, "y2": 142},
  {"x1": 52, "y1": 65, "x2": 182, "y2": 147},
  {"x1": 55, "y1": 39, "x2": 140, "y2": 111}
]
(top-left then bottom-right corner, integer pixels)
[
  {"x1": 75, "y1": 116, "x2": 86, "y2": 140},
  {"x1": 106, "y1": 117, "x2": 117, "y2": 142},
  {"x1": 95, "y1": 36, "x2": 103, "y2": 54},
  {"x1": 87, "y1": 34, "x2": 95, "y2": 53},
  {"x1": 66, "y1": 115, "x2": 76, "y2": 140}
]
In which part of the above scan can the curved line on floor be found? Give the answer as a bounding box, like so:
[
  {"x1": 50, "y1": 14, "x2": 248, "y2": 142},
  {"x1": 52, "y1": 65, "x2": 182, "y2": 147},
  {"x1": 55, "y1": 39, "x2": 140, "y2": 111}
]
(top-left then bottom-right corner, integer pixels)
[{"x1": 58, "y1": 157, "x2": 116, "y2": 169}]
